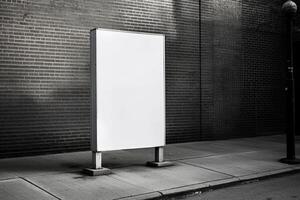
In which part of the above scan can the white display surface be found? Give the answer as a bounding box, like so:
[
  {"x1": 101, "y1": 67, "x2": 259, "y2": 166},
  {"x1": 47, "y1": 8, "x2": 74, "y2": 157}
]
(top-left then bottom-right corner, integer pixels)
[{"x1": 90, "y1": 28, "x2": 165, "y2": 151}]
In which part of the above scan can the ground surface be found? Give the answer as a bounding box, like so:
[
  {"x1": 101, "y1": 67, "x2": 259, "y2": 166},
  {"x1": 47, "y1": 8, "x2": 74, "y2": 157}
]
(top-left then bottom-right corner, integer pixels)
[
  {"x1": 0, "y1": 135, "x2": 299, "y2": 200},
  {"x1": 173, "y1": 173, "x2": 300, "y2": 200}
]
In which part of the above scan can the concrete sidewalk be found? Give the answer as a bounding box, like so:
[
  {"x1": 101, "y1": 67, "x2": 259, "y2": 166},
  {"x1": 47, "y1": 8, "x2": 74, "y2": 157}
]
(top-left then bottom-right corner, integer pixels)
[{"x1": 0, "y1": 135, "x2": 299, "y2": 200}]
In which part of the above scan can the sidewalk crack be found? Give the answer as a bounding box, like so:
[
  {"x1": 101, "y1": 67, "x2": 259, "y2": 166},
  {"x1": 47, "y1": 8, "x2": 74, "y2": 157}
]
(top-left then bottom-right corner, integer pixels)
[{"x1": 19, "y1": 177, "x2": 62, "y2": 200}]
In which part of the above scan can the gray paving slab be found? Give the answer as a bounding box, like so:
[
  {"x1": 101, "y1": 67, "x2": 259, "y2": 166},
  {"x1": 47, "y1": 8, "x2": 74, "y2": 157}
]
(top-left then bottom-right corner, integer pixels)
[
  {"x1": 27, "y1": 172, "x2": 153, "y2": 200},
  {"x1": 0, "y1": 152, "x2": 91, "y2": 176},
  {"x1": 175, "y1": 140, "x2": 262, "y2": 155},
  {"x1": 237, "y1": 151, "x2": 291, "y2": 172},
  {"x1": 241, "y1": 135, "x2": 285, "y2": 143},
  {"x1": 164, "y1": 145, "x2": 214, "y2": 160},
  {"x1": 240, "y1": 150, "x2": 285, "y2": 161},
  {"x1": 228, "y1": 139, "x2": 286, "y2": 152},
  {"x1": 0, "y1": 172, "x2": 18, "y2": 181},
  {"x1": 0, "y1": 152, "x2": 91, "y2": 179},
  {"x1": 181, "y1": 151, "x2": 291, "y2": 177},
  {"x1": 181, "y1": 155, "x2": 255, "y2": 176},
  {"x1": 0, "y1": 178, "x2": 57, "y2": 200},
  {"x1": 227, "y1": 137, "x2": 286, "y2": 149},
  {"x1": 111, "y1": 162, "x2": 232, "y2": 191}
]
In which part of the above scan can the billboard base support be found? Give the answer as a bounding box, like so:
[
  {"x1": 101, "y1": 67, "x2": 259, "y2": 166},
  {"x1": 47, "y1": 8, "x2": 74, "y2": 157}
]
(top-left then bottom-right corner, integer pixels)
[
  {"x1": 83, "y1": 167, "x2": 111, "y2": 176},
  {"x1": 83, "y1": 151, "x2": 112, "y2": 176},
  {"x1": 146, "y1": 161, "x2": 173, "y2": 167},
  {"x1": 146, "y1": 147, "x2": 173, "y2": 167}
]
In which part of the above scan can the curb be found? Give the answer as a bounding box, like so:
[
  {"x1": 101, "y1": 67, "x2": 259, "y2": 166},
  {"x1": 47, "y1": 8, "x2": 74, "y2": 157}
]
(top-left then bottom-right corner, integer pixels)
[
  {"x1": 118, "y1": 167, "x2": 300, "y2": 200},
  {"x1": 114, "y1": 192, "x2": 162, "y2": 200}
]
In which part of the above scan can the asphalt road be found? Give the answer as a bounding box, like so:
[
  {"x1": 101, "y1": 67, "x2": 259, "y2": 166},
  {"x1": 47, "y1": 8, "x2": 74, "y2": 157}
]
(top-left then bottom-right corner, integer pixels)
[{"x1": 172, "y1": 173, "x2": 300, "y2": 200}]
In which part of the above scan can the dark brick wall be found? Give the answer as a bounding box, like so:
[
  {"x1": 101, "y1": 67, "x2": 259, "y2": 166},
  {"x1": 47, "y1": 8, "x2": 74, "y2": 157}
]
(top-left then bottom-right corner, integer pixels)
[
  {"x1": 201, "y1": 0, "x2": 287, "y2": 140},
  {"x1": 0, "y1": 0, "x2": 200, "y2": 157},
  {"x1": 294, "y1": 0, "x2": 300, "y2": 135},
  {"x1": 0, "y1": 0, "x2": 293, "y2": 158},
  {"x1": 241, "y1": 0, "x2": 286, "y2": 138}
]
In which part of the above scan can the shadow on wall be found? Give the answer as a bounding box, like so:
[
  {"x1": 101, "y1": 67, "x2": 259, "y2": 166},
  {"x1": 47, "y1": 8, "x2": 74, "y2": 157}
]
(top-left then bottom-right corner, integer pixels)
[
  {"x1": 0, "y1": 86, "x2": 49, "y2": 157},
  {"x1": 0, "y1": 79, "x2": 90, "y2": 158},
  {"x1": 200, "y1": 0, "x2": 286, "y2": 139},
  {"x1": 166, "y1": 1, "x2": 201, "y2": 143},
  {"x1": 240, "y1": 0, "x2": 286, "y2": 136}
]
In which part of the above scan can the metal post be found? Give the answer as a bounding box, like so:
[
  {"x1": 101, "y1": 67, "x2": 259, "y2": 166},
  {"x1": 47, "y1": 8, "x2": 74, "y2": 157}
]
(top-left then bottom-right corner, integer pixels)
[
  {"x1": 280, "y1": 0, "x2": 300, "y2": 164},
  {"x1": 286, "y1": 18, "x2": 296, "y2": 160}
]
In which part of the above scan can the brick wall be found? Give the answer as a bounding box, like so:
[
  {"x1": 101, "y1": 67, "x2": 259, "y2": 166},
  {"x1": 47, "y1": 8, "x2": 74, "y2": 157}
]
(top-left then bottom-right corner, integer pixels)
[
  {"x1": 294, "y1": 0, "x2": 300, "y2": 135},
  {"x1": 0, "y1": 0, "x2": 200, "y2": 157},
  {"x1": 0, "y1": 0, "x2": 292, "y2": 158},
  {"x1": 201, "y1": 0, "x2": 287, "y2": 139}
]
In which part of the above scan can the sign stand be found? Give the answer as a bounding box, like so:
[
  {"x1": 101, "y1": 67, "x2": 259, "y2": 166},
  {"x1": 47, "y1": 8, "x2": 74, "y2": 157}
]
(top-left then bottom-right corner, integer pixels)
[
  {"x1": 147, "y1": 147, "x2": 173, "y2": 167},
  {"x1": 84, "y1": 28, "x2": 172, "y2": 176},
  {"x1": 83, "y1": 152, "x2": 111, "y2": 176}
]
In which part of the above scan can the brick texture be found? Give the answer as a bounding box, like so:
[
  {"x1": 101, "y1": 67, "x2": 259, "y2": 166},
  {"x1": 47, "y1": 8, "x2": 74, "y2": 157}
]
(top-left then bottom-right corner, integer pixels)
[
  {"x1": 201, "y1": 0, "x2": 288, "y2": 140},
  {"x1": 294, "y1": 0, "x2": 300, "y2": 135},
  {"x1": 0, "y1": 0, "x2": 200, "y2": 157},
  {"x1": 0, "y1": 0, "x2": 296, "y2": 158}
]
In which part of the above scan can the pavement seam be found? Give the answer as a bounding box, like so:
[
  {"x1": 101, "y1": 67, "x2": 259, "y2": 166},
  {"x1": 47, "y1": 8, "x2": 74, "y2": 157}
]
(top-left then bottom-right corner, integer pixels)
[
  {"x1": 167, "y1": 150, "x2": 262, "y2": 162},
  {"x1": 19, "y1": 177, "x2": 62, "y2": 200},
  {"x1": 177, "y1": 160, "x2": 236, "y2": 178},
  {"x1": 0, "y1": 177, "x2": 19, "y2": 182},
  {"x1": 178, "y1": 150, "x2": 260, "y2": 160},
  {"x1": 166, "y1": 154, "x2": 216, "y2": 161}
]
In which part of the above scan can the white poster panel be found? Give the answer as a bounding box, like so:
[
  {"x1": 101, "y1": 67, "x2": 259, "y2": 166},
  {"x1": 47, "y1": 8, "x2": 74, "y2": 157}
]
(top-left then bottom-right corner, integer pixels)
[{"x1": 90, "y1": 28, "x2": 165, "y2": 151}]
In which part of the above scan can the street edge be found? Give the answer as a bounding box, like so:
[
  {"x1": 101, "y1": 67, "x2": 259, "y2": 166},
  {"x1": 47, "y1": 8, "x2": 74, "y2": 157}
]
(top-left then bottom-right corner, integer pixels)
[{"x1": 116, "y1": 166, "x2": 300, "y2": 200}]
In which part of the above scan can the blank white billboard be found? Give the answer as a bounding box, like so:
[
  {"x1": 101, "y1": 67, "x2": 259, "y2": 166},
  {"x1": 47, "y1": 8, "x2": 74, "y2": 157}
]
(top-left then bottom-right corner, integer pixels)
[{"x1": 90, "y1": 28, "x2": 165, "y2": 151}]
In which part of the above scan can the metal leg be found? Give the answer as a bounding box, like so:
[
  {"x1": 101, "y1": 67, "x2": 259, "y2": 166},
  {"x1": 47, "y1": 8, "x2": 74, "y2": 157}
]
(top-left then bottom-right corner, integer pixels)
[
  {"x1": 146, "y1": 146, "x2": 173, "y2": 167},
  {"x1": 155, "y1": 147, "x2": 163, "y2": 163},
  {"x1": 83, "y1": 151, "x2": 111, "y2": 176},
  {"x1": 92, "y1": 151, "x2": 102, "y2": 169}
]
